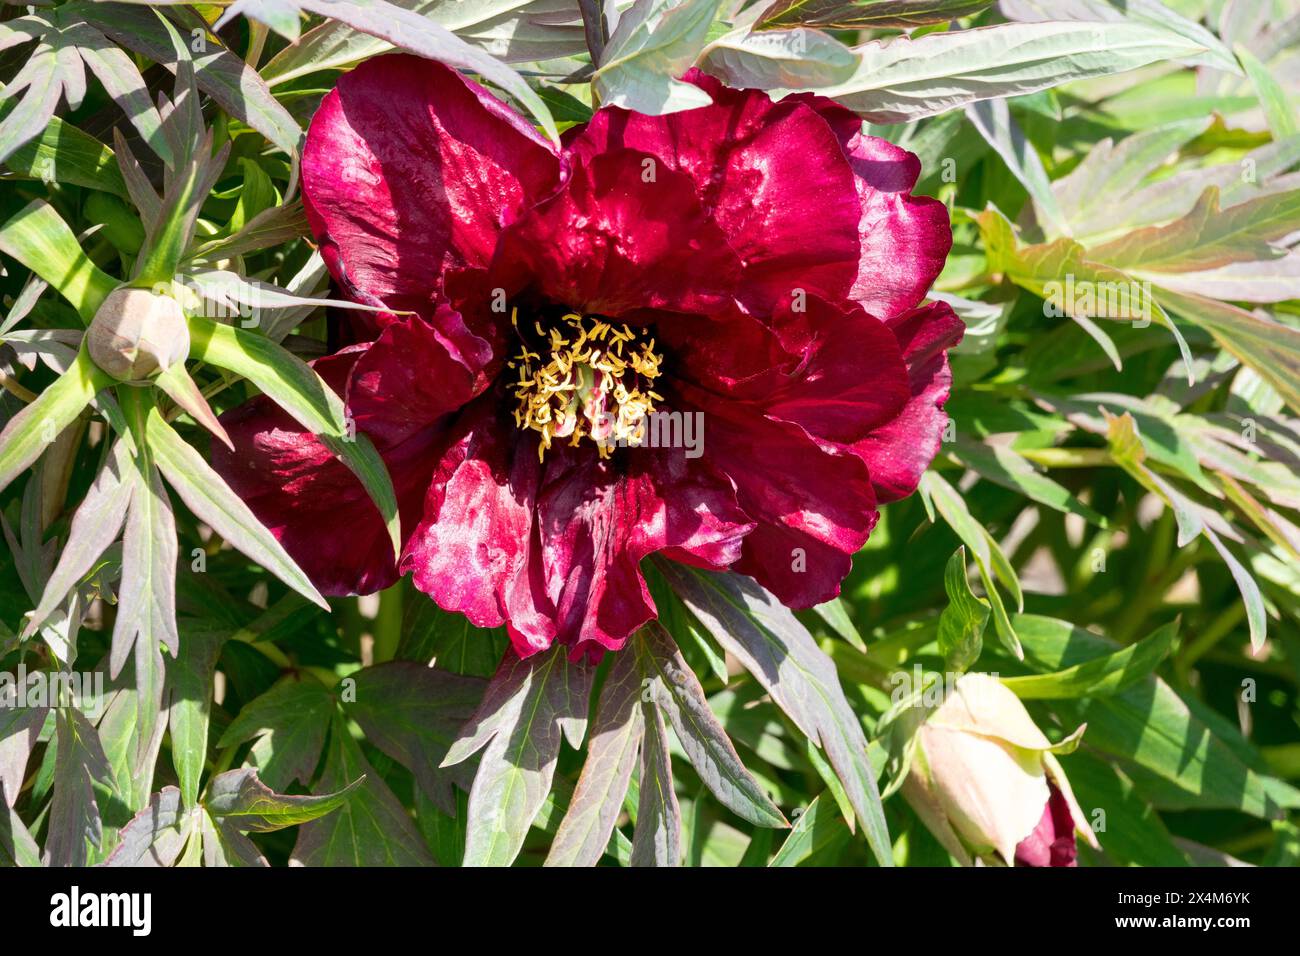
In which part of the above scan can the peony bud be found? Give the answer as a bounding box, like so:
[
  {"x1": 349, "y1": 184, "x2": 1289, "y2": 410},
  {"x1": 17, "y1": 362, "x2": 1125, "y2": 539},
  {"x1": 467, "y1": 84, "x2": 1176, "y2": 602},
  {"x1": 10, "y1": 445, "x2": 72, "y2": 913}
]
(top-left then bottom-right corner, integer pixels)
[
  {"x1": 87, "y1": 286, "x2": 190, "y2": 382},
  {"x1": 902, "y1": 672, "x2": 1099, "y2": 867}
]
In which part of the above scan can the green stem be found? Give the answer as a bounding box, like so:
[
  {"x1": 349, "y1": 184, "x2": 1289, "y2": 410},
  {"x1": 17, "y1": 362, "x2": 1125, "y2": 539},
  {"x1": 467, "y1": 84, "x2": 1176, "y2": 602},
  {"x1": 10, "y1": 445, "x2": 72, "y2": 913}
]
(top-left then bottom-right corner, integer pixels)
[{"x1": 373, "y1": 582, "x2": 403, "y2": 664}]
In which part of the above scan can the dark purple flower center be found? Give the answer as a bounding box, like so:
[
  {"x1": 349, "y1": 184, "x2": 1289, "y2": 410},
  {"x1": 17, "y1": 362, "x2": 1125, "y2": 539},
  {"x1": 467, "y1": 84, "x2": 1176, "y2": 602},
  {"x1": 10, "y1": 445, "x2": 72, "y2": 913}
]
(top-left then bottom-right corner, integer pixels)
[{"x1": 507, "y1": 310, "x2": 664, "y2": 460}]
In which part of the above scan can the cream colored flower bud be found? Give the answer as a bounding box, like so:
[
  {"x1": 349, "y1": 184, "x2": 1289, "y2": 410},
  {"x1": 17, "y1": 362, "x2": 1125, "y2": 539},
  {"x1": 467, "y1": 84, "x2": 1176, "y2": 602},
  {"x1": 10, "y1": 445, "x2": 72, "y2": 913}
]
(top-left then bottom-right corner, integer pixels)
[
  {"x1": 88, "y1": 286, "x2": 190, "y2": 382},
  {"x1": 903, "y1": 672, "x2": 1099, "y2": 867}
]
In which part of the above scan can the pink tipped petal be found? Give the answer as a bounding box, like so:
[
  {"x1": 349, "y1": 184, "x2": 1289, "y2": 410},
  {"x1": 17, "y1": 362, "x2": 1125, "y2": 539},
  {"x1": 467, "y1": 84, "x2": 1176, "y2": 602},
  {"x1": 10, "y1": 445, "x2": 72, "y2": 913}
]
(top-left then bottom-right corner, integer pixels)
[
  {"x1": 214, "y1": 348, "x2": 441, "y2": 595},
  {"x1": 569, "y1": 76, "x2": 862, "y2": 317},
  {"x1": 535, "y1": 446, "x2": 753, "y2": 659},
  {"x1": 302, "y1": 54, "x2": 561, "y2": 316},
  {"x1": 852, "y1": 300, "x2": 963, "y2": 503},
  {"x1": 492, "y1": 148, "x2": 741, "y2": 317}
]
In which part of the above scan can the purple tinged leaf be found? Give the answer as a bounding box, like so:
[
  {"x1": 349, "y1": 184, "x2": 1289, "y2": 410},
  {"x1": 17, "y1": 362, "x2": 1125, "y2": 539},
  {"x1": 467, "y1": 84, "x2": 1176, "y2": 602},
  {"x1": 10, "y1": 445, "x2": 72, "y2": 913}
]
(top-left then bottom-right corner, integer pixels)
[
  {"x1": 70, "y1": 2, "x2": 303, "y2": 155},
  {"x1": 206, "y1": 766, "x2": 363, "y2": 832},
  {"x1": 545, "y1": 646, "x2": 644, "y2": 867},
  {"x1": 102, "y1": 786, "x2": 194, "y2": 866},
  {"x1": 442, "y1": 645, "x2": 594, "y2": 866},
  {"x1": 291, "y1": 715, "x2": 434, "y2": 865},
  {"x1": 0, "y1": 700, "x2": 47, "y2": 808},
  {"x1": 0, "y1": 802, "x2": 41, "y2": 866},
  {"x1": 216, "y1": 678, "x2": 335, "y2": 792},
  {"x1": 635, "y1": 622, "x2": 787, "y2": 828},
  {"x1": 658, "y1": 562, "x2": 892, "y2": 866},
  {"x1": 200, "y1": 810, "x2": 269, "y2": 867},
  {"x1": 344, "y1": 662, "x2": 485, "y2": 814},
  {"x1": 45, "y1": 708, "x2": 113, "y2": 867},
  {"x1": 630, "y1": 697, "x2": 679, "y2": 867},
  {"x1": 26, "y1": 442, "x2": 131, "y2": 637}
]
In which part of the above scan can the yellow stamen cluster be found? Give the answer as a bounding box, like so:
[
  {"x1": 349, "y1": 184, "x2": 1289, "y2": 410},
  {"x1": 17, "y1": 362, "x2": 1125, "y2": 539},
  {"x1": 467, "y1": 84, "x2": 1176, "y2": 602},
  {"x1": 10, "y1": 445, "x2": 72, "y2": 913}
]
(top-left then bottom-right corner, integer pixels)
[{"x1": 509, "y1": 310, "x2": 664, "y2": 460}]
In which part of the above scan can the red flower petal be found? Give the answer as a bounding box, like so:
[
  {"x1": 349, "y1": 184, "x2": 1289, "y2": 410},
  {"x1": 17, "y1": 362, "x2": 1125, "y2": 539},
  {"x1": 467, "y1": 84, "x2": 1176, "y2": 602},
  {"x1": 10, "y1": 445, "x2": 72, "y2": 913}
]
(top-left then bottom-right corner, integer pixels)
[
  {"x1": 302, "y1": 54, "x2": 561, "y2": 317},
  {"x1": 568, "y1": 74, "x2": 862, "y2": 316},
  {"x1": 677, "y1": 390, "x2": 880, "y2": 608},
  {"x1": 401, "y1": 396, "x2": 555, "y2": 652},
  {"x1": 851, "y1": 300, "x2": 964, "y2": 503},
  {"x1": 661, "y1": 296, "x2": 912, "y2": 446},
  {"x1": 346, "y1": 309, "x2": 492, "y2": 449},
  {"x1": 534, "y1": 446, "x2": 753, "y2": 659},
  {"x1": 1014, "y1": 783, "x2": 1080, "y2": 867},
  {"x1": 491, "y1": 148, "x2": 741, "y2": 317},
  {"x1": 791, "y1": 94, "x2": 954, "y2": 318},
  {"x1": 214, "y1": 348, "x2": 442, "y2": 595}
]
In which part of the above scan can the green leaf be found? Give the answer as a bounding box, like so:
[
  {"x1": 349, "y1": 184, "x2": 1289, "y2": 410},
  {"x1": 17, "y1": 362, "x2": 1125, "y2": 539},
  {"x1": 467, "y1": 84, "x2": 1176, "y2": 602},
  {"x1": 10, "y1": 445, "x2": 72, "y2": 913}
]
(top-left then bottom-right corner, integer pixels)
[
  {"x1": 919, "y1": 470, "x2": 1022, "y2": 659},
  {"x1": 757, "y1": 0, "x2": 993, "y2": 30},
  {"x1": 1237, "y1": 44, "x2": 1297, "y2": 140},
  {"x1": 3, "y1": 115, "x2": 129, "y2": 197},
  {"x1": 768, "y1": 793, "x2": 852, "y2": 866},
  {"x1": 1159, "y1": 287, "x2": 1300, "y2": 416},
  {"x1": 167, "y1": 630, "x2": 225, "y2": 810},
  {"x1": 441, "y1": 645, "x2": 594, "y2": 866},
  {"x1": 636, "y1": 622, "x2": 787, "y2": 827},
  {"x1": 1001, "y1": 619, "x2": 1178, "y2": 699},
  {"x1": 799, "y1": 20, "x2": 1216, "y2": 123},
  {"x1": 546, "y1": 646, "x2": 644, "y2": 867},
  {"x1": 291, "y1": 713, "x2": 434, "y2": 865},
  {"x1": 698, "y1": 26, "x2": 859, "y2": 90},
  {"x1": 594, "y1": 0, "x2": 726, "y2": 115},
  {"x1": 344, "y1": 661, "x2": 485, "y2": 813},
  {"x1": 217, "y1": 678, "x2": 335, "y2": 792},
  {"x1": 1090, "y1": 186, "x2": 1300, "y2": 273},
  {"x1": 1014, "y1": 615, "x2": 1300, "y2": 817},
  {"x1": 659, "y1": 562, "x2": 891, "y2": 865},
  {"x1": 206, "y1": 766, "x2": 362, "y2": 831},
  {"x1": 0, "y1": 346, "x2": 107, "y2": 498},
  {"x1": 936, "y1": 547, "x2": 988, "y2": 674},
  {"x1": 187, "y1": 316, "x2": 401, "y2": 561},
  {"x1": 145, "y1": 407, "x2": 328, "y2": 609},
  {"x1": 0, "y1": 200, "x2": 117, "y2": 322},
  {"x1": 630, "y1": 694, "x2": 681, "y2": 866},
  {"x1": 950, "y1": 436, "x2": 1108, "y2": 526}
]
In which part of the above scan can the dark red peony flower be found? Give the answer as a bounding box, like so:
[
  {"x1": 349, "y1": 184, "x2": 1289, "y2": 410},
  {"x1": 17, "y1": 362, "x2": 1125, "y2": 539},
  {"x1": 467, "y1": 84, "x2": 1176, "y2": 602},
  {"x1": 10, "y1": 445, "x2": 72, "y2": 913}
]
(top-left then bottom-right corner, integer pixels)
[{"x1": 214, "y1": 54, "x2": 960, "y2": 661}]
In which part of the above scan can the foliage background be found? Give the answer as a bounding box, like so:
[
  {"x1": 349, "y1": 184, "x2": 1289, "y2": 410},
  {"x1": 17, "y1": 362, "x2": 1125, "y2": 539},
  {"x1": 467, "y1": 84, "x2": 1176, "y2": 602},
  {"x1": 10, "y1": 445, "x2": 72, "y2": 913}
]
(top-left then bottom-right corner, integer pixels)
[{"x1": 1, "y1": 0, "x2": 1299, "y2": 867}]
